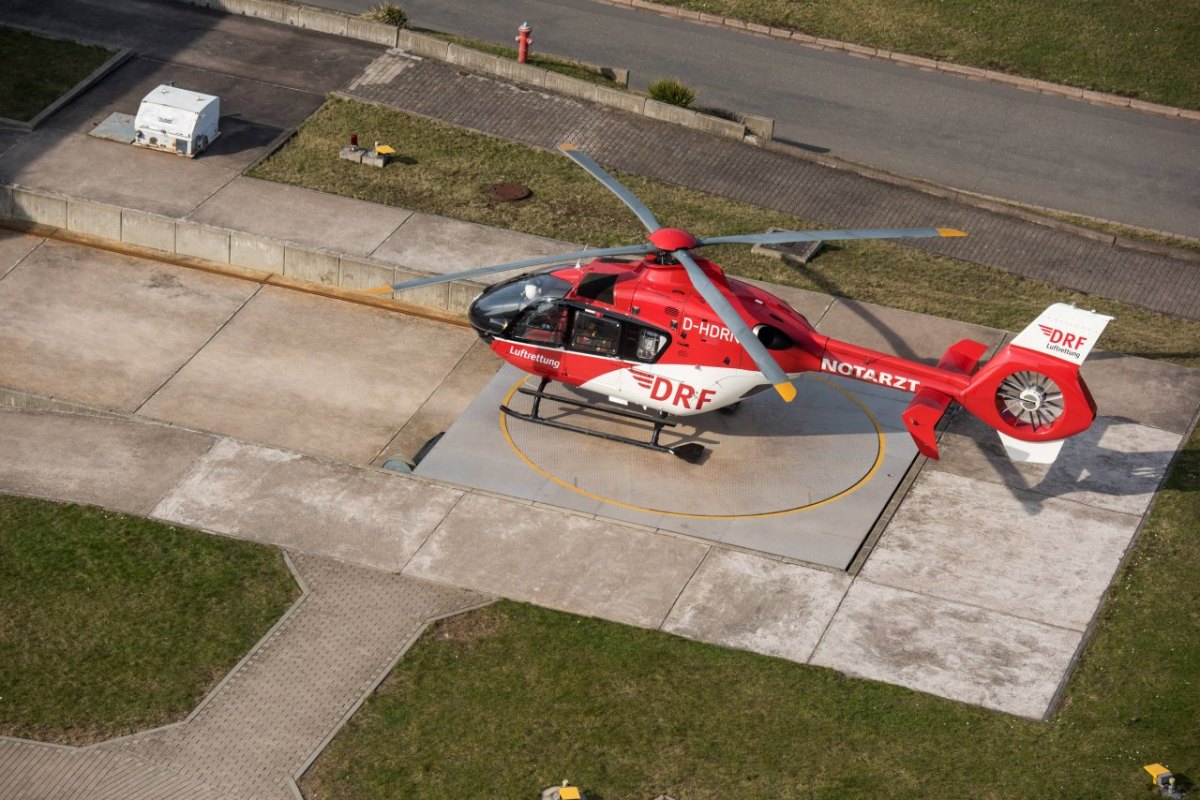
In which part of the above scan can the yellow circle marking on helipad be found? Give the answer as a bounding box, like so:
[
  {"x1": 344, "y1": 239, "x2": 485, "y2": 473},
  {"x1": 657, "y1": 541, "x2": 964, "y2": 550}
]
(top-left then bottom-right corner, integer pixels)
[{"x1": 499, "y1": 375, "x2": 887, "y2": 520}]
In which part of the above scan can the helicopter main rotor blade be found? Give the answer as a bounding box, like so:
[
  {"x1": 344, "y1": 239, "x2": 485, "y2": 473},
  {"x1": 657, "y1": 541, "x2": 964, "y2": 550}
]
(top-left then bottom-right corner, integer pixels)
[
  {"x1": 559, "y1": 143, "x2": 662, "y2": 234},
  {"x1": 365, "y1": 243, "x2": 657, "y2": 294},
  {"x1": 673, "y1": 249, "x2": 797, "y2": 403},
  {"x1": 697, "y1": 227, "x2": 967, "y2": 246}
]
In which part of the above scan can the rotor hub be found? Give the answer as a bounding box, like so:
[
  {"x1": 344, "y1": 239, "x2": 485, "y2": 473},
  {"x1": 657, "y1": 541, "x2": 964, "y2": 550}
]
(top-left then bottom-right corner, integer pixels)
[
  {"x1": 647, "y1": 227, "x2": 698, "y2": 251},
  {"x1": 1018, "y1": 385, "x2": 1046, "y2": 412}
]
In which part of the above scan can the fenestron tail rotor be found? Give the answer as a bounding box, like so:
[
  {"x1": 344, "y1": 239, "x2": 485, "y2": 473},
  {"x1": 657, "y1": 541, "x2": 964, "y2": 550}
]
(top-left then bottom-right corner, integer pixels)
[
  {"x1": 996, "y1": 371, "x2": 1065, "y2": 431},
  {"x1": 363, "y1": 145, "x2": 967, "y2": 403}
]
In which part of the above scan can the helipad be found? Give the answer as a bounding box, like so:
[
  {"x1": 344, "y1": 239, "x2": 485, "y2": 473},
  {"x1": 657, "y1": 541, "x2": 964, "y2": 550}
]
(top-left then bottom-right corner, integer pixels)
[{"x1": 415, "y1": 364, "x2": 923, "y2": 569}]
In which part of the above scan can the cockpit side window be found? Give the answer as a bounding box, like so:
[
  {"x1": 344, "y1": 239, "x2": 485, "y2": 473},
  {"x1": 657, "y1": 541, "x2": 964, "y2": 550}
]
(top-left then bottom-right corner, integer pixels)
[
  {"x1": 570, "y1": 313, "x2": 621, "y2": 356},
  {"x1": 510, "y1": 301, "x2": 568, "y2": 346}
]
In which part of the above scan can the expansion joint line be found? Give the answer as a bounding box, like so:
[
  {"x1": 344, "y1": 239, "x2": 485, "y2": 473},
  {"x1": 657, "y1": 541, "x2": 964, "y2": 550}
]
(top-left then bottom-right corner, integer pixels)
[{"x1": 132, "y1": 283, "x2": 264, "y2": 416}]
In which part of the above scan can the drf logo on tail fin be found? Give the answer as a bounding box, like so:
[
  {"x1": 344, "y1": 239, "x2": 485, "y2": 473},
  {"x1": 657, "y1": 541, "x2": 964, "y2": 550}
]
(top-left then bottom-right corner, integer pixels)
[
  {"x1": 1013, "y1": 304, "x2": 1112, "y2": 365},
  {"x1": 1039, "y1": 324, "x2": 1088, "y2": 350}
]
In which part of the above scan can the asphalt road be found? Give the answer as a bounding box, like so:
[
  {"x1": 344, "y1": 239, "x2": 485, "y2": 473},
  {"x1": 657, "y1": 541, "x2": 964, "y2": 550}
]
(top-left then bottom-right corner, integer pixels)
[{"x1": 315, "y1": 0, "x2": 1200, "y2": 240}]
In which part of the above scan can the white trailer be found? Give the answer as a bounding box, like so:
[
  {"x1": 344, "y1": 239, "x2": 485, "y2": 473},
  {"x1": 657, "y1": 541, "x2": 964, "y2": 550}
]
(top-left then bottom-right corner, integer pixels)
[{"x1": 133, "y1": 85, "x2": 219, "y2": 157}]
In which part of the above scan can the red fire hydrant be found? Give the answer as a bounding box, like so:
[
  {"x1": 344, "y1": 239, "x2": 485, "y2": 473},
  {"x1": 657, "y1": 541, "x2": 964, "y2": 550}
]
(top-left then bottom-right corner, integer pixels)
[{"x1": 516, "y1": 22, "x2": 532, "y2": 63}]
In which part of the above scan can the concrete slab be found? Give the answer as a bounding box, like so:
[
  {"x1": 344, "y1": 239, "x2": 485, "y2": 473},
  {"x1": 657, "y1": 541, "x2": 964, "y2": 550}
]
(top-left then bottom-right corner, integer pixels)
[
  {"x1": 719, "y1": 435, "x2": 918, "y2": 567},
  {"x1": 24, "y1": 53, "x2": 325, "y2": 171},
  {"x1": 371, "y1": 212, "x2": 577, "y2": 280},
  {"x1": 0, "y1": 130, "x2": 239, "y2": 219},
  {"x1": 0, "y1": 229, "x2": 42, "y2": 279},
  {"x1": 811, "y1": 581, "x2": 1082, "y2": 719},
  {"x1": 862, "y1": 470, "x2": 1140, "y2": 630},
  {"x1": 663, "y1": 549, "x2": 851, "y2": 662},
  {"x1": 0, "y1": 50, "x2": 339, "y2": 214},
  {"x1": 372, "y1": 339, "x2": 504, "y2": 467},
  {"x1": 417, "y1": 365, "x2": 920, "y2": 569},
  {"x1": 0, "y1": 239, "x2": 256, "y2": 411},
  {"x1": 152, "y1": 438, "x2": 463, "y2": 571},
  {"x1": 501, "y1": 373, "x2": 886, "y2": 516},
  {"x1": 932, "y1": 413, "x2": 1180, "y2": 517},
  {"x1": 138, "y1": 286, "x2": 478, "y2": 463},
  {"x1": 1080, "y1": 351, "x2": 1200, "y2": 433},
  {"x1": 0, "y1": 409, "x2": 215, "y2": 516},
  {"x1": 405, "y1": 493, "x2": 710, "y2": 629},
  {"x1": 815, "y1": 298, "x2": 1008, "y2": 363},
  {"x1": 188, "y1": 177, "x2": 413, "y2": 258}
]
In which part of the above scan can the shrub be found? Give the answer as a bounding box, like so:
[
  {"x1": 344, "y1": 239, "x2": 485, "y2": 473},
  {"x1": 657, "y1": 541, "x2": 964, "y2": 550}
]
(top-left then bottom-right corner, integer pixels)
[
  {"x1": 648, "y1": 77, "x2": 696, "y2": 108},
  {"x1": 365, "y1": 3, "x2": 407, "y2": 28}
]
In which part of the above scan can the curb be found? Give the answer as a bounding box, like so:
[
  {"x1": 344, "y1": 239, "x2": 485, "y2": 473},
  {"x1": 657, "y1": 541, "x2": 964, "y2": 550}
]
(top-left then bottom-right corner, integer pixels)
[
  {"x1": 594, "y1": 0, "x2": 1200, "y2": 123},
  {"x1": 0, "y1": 188, "x2": 486, "y2": 321},
  {"x1": 167, "y1": 0, "x2": 760, "y2": 142}
]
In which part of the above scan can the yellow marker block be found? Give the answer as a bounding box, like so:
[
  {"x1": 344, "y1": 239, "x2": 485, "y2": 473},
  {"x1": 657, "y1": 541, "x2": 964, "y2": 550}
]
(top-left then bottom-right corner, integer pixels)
[
  {"x1": 374, "y1": 145, "x2": 395, "y2": 155},
  {"x1": 1145, "y1": 764, "x2": 1171, "y2": 781},
  {"x1": 775, "y1": 381, "x2": 797, "y2": 402},
  {"x1": 559, "y1": 788, "x2": 582, "y2": 800},
  {"x1": 937, "y1": 227, "x2": 968, "y2": 237}
]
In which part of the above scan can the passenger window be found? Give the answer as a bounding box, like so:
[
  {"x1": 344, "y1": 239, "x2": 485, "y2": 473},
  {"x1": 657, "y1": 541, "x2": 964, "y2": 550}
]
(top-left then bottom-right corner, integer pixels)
[
  {"x1": 635, "y1": 329, "x2": 668, "y2": 361},
  {"x1": 510, "y1": 301, "x2": 567, "y2": 346},
  {"x1": 570, "y1": 313, "x2": 621, "y2": 356},
  {"x1": 618, "y1": 324, "x2": 669, "y2": 362}
]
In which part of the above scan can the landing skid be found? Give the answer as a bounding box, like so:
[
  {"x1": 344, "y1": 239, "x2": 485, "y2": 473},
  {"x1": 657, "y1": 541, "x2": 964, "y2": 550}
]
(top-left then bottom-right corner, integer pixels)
[{"x1": 501, "y1": 377, "x2": 707, "y2": 463}]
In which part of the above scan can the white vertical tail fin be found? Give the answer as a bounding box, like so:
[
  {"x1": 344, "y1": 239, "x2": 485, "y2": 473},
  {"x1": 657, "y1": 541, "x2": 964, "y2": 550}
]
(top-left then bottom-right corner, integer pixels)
[{"x1": 1009, "y1": 303, "x2": 1113, "y2": 366}]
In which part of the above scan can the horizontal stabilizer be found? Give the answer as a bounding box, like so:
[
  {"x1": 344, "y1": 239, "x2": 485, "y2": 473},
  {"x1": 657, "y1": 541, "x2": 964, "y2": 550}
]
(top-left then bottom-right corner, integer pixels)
[{"x1": 900, "y1": 339, "x2": 988, "y2": 460}]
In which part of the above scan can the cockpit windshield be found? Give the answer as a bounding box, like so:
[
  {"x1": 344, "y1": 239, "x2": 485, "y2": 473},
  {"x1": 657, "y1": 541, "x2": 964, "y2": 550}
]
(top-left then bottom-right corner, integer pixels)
[{"x1": 467, "y1": 273, "x2": 573, "y2": 336}]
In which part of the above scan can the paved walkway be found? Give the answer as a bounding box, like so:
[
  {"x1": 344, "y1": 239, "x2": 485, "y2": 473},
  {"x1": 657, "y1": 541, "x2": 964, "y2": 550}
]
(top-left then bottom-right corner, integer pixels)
[
  {"x1": 1, "y1": 543, "x2": 485, "y2": 800},
  {"x1": 346, "y1": 52, "x2": 1200, "y2": 321}
]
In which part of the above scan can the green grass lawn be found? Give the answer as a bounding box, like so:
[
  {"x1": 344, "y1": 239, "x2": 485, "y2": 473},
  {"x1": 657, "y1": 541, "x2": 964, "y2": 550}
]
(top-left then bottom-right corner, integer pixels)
[
  {"x1": 646, "y1": 0, "x2": 1200, "y2": 111},
  {"x1": 0, "y1": 495, "x2": 298, "y2": 744},
  {"x1": 300, "y1": 427, "x2": 1200, "y2": 798},
  {"x1": 249, "y1": 99, "x2": 1200, "y2": 369},
  {"x1": 0, "y1": 27, "x2": 114, "y2": 122}
]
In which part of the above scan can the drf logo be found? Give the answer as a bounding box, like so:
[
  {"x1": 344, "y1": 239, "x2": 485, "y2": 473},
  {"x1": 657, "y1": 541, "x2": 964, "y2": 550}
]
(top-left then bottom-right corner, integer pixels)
[
  {"x1": 1038, "y1": 325, "x2": 1088, "y2": 350},
  {"x1": 629, "y1": 368, "x2": 717, "y2": 410}
]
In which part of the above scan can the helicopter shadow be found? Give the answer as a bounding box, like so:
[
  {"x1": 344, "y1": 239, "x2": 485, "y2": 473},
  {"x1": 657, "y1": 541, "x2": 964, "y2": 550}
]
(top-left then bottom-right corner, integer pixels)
[
  {"x1": 932, "y1": 411, "x2": 1183, "y2": 517},
  {"x1": 785, "y1": 251, "x2": 945, "y2": 365}
]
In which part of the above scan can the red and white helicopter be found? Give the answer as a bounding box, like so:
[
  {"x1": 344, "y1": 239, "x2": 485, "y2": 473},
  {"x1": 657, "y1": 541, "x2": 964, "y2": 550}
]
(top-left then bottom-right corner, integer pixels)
[{"x1": 373, "y1": 144, "x2": 1111, "y2": 465}]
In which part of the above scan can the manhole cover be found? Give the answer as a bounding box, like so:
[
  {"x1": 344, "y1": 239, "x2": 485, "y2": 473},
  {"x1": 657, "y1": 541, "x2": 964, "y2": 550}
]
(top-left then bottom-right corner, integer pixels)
[{"x1": 488, "y1": 182, "x2": 532, "y2": 202}]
